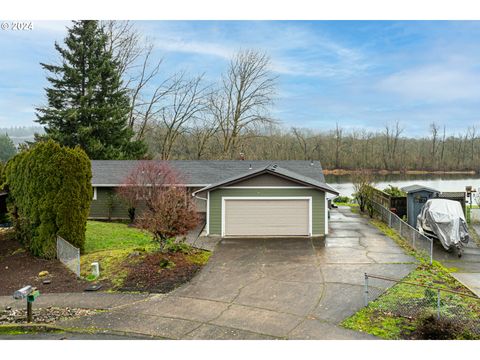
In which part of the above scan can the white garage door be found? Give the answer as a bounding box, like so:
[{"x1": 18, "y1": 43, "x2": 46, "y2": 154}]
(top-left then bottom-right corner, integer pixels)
[{"x1": 223, "y1": 198, "x2": 310, "y2": 237}]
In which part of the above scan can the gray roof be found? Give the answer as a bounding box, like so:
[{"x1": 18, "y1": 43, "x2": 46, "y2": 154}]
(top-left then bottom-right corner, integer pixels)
[
  {"x1": 194, "y1": 164, "x2": 339, "y2": 195},
  {"x1": 91, "y1": 160, "x2": 331, "y2": 188},
  {"x1": 401, "y1": 184, "x2": 440, "y2": 193}
]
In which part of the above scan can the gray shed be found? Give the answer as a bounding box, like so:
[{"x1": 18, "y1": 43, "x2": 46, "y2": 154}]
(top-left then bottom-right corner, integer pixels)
[{"x1": 402, "y1": 185, "x2": 440, "y2": 228}]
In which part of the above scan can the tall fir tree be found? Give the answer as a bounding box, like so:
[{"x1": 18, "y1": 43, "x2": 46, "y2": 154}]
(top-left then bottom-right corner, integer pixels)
[{"x1": 36, "y1": 20, "x2": 146, "y2": 160}]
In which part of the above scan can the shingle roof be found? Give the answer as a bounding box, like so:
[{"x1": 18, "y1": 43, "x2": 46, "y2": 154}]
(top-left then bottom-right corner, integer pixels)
[
  {"x1": 401, "y1": 184, "x2": 440, "y2": 193},
  {"x1": 193, "y1": 164, "x2": 339, "y2": 195},
  {"x1": 91, "y1": 160, "x2": 329, "y2": 188}
]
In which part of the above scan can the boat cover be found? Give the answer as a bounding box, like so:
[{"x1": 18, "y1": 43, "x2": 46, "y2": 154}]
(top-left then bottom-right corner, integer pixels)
[{"x1": 417, "y1": 199, "x2": 470, "y2": 250}]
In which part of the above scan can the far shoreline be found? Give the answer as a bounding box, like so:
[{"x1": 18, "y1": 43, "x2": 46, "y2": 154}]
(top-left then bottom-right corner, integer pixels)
[{"x1": 323, "y1": 169, "x2": 477, "y2": 176}]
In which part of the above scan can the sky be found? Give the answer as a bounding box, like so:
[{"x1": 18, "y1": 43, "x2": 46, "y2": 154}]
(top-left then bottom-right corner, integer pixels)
[{"x1": 1, "y1": 20, "x2": 480, "y2": 136}]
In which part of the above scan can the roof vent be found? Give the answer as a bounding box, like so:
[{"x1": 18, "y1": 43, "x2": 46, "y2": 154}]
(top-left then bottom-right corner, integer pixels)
[
  {"x1": 310, "y1": 160, "x2": 314, "y2": 166},
  {"x1": 271, "y1": 164, "x2": 278, "y2": 170},
  {"x1": 249, "y1": 164, "x2": 252, "y2": 170}
]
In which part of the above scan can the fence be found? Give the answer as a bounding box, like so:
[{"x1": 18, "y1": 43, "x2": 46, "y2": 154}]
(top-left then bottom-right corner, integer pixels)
[
  {"x1": 471, "y1": 208, "x2": 480, "y2": 224},
  {"x1": 364, "y1": 273, "x2": 480, "y2": 336},
  {"x1": 56, "y1": 236, "x2": 80, "y2": 278},
  {"x1": 371, "y1": 200, "x2": 434, "y2": 264},
  {"x1": 369, "y1": 186, "x2": 407, "y2": 218}
]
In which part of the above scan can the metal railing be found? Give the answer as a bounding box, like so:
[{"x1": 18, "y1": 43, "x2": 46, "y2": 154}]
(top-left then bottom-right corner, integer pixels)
[
  {"x1": 56, "y1": 236, "x2": 80, "y2": 278},
  {"x1": 364, "y1": 273, "x2": 480, "y2": 336},
  {"x1": 371, "y1": 200, "x2": 433, "y2": 264}
]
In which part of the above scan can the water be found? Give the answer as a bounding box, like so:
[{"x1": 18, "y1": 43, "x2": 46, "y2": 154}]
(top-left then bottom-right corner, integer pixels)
[{"x1": 325, "y1": 173, "x2": 480, "y2": 199}]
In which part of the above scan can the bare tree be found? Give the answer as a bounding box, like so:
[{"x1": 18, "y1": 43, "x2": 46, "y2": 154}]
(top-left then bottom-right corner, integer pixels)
[
  {"x1": 381, "y1": 121, "x2": 403, "y2": 170},
  {"x1": 333, "y1": 123, "x2": 343, "y2": 168},
  {"x1": 101, "y1": 20, "x2": 174, "y2": 140},
  {"x1": 151, "y1": 74, "x2": 211, "y2": 160},
  {"x1": 211, "y1": 49, "x2": 277, "y2": 158}
]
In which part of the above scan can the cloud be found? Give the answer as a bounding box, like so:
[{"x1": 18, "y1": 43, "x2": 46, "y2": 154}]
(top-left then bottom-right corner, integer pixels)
[
  {"x1": 377, "y1": 63, "x2": 480, "y2": 102},
  {"x1": 150, "y1": 22, "x2": 371, "y2": 79},
  {"x1": 154, "y1": 35, "x2": 234, "y2": 60}
]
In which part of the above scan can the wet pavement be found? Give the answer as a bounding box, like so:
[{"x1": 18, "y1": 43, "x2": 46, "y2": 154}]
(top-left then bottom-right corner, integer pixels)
[{"x1": 58, "y1": 207, "x2": 416, "y2": 340}]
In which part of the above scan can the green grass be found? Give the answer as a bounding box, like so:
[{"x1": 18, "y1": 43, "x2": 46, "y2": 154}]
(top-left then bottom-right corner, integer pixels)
[
  {"x1": 342, "y1": 207, "x2": 480, "y2": 339},
  {"x1": 81, "y1": 221, "x2": 211, "y2": 291},
  {"x1": 85, "y1": 221, "x2": 153, "y2": 254},
  {"x1": 342, "y1": 262, "x2": 480, "y2": 339},
  {"x1": 334, "y1": 202, "x2": 359, "y2": 207}
]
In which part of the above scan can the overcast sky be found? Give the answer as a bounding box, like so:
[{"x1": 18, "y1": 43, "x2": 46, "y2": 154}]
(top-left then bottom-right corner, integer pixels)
[{"x1": 1, "y1": 20, "x2": 480, "y2": 136}]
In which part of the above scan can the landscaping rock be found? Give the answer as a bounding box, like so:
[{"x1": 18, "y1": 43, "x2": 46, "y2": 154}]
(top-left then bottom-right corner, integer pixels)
[
  {"x1": 0, "y1": 307, "x2": 97, "y2": 324},
  {"x1": 38, "y1": 271, "x2": 49, "y2": 277}
]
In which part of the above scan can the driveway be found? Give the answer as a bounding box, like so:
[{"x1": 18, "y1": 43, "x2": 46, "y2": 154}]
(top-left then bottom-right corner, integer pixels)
[{"x1": 60, "y1": 207, "x2": 416, "y2": 339}]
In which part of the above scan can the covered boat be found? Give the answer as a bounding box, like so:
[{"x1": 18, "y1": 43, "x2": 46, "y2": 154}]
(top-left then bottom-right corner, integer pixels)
[{"x1": 416, "y1": 199, "x2": 470, "y2": 254}]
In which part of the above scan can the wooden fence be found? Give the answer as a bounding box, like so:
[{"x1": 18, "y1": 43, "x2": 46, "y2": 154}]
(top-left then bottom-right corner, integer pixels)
[{"x1": 369, "y1": 186, "x2": 407, "y2": 218}]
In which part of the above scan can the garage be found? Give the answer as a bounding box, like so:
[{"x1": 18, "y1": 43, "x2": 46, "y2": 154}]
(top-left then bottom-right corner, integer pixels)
[
  {"x1": 223, "y1": 198, "x2": 311, "y2": 237},
  {"x1": 192, "y1": 163, "x2": 339, "y2": 238}
]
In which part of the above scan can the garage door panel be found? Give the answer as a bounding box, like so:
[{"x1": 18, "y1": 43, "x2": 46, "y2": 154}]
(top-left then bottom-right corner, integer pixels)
[{"x1": 224, "y1": 199, "x2": 310, "y2": 236}]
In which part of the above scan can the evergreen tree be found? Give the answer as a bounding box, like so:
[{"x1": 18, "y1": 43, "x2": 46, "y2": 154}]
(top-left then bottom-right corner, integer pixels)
[
  {"x1": 36, "y1": 20, "x2": 146, "y2": 159},
  {"x1": 0, "y1": 134, "x2": 16, "y2": 162}
]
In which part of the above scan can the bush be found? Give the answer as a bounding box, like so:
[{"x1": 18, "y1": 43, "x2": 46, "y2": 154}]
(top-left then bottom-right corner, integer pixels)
[
  {"x1": 5, "y1": 140, "x2": 92, "y2": 258},
  {"x1": 333, "y1": 196, "x2": 352, "y2": 204},
  {"x1": 383, "y1": 185, "x2": 406, "y2": 197},
  {"x1": 412, "y1": 314, "x2": 462, "y2": 340}
]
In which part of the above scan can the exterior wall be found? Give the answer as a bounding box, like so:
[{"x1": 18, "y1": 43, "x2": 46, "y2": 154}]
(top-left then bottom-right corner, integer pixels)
[
  {"x1": 90, "y1": 187, "x2": 129, "y2": 219},
  {"x1": 89, "y1": 186, "x2": 207, "y2": 219},
  {"x1": 208, "y1": 188, "x2": 326, "y2": 236}
]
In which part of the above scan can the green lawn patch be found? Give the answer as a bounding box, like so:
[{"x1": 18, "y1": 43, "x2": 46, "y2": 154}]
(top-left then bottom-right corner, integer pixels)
[
  {"x1": 81, "y1": 221, "x2": 210, "y2": 292},
  {"x1": 85, "y1": 221, "x2": 153, "y2": 254},
  {"x1": 342, "y1": 263, "x2": 480, "y2": 339}
]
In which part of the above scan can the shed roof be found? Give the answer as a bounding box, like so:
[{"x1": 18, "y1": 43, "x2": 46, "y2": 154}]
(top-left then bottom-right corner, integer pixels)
[
  {"x1": 192, "y1": 164, "x2": 339, "y2": 195},
  {"x1": 91, "y1": 160, "x2": 330, "y2": 188},
  {"x1": 401, "y1": 184, "x2": 440, "y2": 193}
]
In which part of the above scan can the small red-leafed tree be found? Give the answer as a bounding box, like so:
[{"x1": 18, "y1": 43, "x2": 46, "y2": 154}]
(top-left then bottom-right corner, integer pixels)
[{"x1": 117, "y1": 161, "x2": 199, "y2": 249}]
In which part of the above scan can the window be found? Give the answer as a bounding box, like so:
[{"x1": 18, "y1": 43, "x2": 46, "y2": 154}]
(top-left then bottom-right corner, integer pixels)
[{"x1": 93, "y1": 187, "x2": 97, "y2": 200}]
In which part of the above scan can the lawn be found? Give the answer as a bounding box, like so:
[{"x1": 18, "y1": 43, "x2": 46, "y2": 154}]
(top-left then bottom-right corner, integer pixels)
[
  {"x1": 84, "y1": 221, "x2": 153, "y2": 254},
  {"x1": 342, "y1": 262, "x2": 480, "y2": 339},
  {"x1": 81, "y1": 221, "x2": 210, "y2": 292}
]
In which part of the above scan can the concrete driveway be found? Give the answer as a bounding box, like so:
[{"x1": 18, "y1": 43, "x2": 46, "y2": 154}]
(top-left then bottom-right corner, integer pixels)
[{"x1": 61, "y1": 208, "x2": 416, "y2": 339}]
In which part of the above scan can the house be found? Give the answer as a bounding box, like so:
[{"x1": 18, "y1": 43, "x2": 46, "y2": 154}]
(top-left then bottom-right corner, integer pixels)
[{"x1": 90, "y1": 160, "x2": 339, "y2": 237}]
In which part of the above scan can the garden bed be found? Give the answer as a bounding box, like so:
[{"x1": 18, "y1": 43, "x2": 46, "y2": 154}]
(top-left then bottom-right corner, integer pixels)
[
  {"x1": 0, "y1": 230, "x2": 88, "y2": 296},
  {"x1": 0, "y1": 221, "x2": 211, "y2": 295}
]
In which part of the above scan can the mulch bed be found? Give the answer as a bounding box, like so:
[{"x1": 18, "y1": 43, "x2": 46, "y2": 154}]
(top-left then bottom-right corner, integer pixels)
[
  {"x1": 0, "y1": 231, "x2": 88, "y2": 296},
  {"x1": 120, "y1": 251, "x2": 202, "y2": 293}
]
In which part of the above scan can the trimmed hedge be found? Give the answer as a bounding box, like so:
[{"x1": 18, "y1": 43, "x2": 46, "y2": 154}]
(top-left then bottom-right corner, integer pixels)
[{"x1": 5, "y1": 140, "x2": 92, "y2": 258}]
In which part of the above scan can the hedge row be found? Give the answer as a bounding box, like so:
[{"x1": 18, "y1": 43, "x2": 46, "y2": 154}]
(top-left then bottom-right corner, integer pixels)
[{"x1": 5, "y1": 140, "x2": 92, "y2": 258}]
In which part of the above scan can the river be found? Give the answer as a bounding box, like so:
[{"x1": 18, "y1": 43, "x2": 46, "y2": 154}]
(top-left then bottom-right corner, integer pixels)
[{"x1": 325, "y1": 173, "x2": 480, "y2": 199}]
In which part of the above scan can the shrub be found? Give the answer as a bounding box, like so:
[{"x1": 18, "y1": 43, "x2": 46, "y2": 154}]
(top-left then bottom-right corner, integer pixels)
[
  {"x1": 383, "y1": 185, "x2": 406, "y2": 197},
  {"x1": 333, "y1": 196, "x2": 352, "y2": 204},
  {"x1": 5, "y1": 140, "x2": 92, "y2": 258},
  {"x1": 412, "y1": 314, "x2": 462, "y2": 340}
]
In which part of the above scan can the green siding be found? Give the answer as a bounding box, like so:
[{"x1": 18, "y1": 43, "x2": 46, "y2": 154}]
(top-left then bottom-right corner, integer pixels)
[
  {"x1": 90, "y1": 187, "x2": 129, "y2": 219},
  {"x1": 208, "y1": 188, "x2": 325, "y2": 236},
  {"x1": 89, "y1": 186, "x2": 207, "y2": 219}
]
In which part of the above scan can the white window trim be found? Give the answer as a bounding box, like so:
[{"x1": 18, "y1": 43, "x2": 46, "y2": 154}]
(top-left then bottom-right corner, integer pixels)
[
  {"x1": 206, "y1": 191, "x2": 210, "y2": 235},
  {"x1": 92, "y1": 187, "x2": 97, "y2": 200},
  {"x1": 325, "y1": 196, "x2": 329, "y2": 235},
  {"x1": 221, "y1": 196, "x2": 312, "y2": 238}
]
